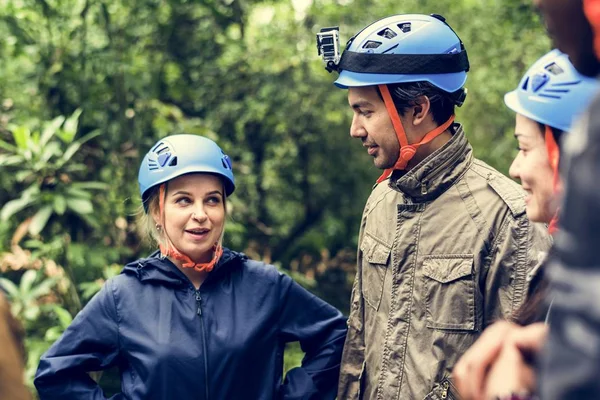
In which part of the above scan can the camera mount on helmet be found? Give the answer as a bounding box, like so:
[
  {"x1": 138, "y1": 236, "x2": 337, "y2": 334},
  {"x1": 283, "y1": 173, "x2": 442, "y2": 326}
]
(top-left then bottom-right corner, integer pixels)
[{"x1": 316, "y1": 27, "x2": 342, "y2": 72}]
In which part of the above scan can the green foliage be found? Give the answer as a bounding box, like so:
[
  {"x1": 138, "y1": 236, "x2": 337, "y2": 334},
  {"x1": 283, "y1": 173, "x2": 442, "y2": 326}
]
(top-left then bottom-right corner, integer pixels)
[
  {"x1": 0, "y1": 269, "x2": 72, "y2": 388},
  {"x1": 284, "y1": 342, "x2": 304, "y2": 374},
  {"x1": 0, "y1": 270, "x2": 57, "y2": 321},
  {"x1": 0, "y1": 110, "x2": 104, "y2": 235},
  {"x1": 0, "y1": 0, "x2": 551, "y2": 397}
]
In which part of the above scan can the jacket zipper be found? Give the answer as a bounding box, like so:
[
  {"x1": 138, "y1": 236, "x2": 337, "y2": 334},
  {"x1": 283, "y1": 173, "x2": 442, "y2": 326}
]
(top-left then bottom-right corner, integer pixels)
[{"x1": 195, "y1": 290, "x2": 210, "y2": 400}]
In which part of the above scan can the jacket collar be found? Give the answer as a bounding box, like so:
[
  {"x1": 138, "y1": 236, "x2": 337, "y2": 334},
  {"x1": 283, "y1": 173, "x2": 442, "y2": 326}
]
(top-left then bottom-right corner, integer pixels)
[
  {"x1": 388, "y1": 124, "x2": 472, "y2": 202},
  {"x1": 122, "y1": 247, "x2": 246, "y2": 288}
]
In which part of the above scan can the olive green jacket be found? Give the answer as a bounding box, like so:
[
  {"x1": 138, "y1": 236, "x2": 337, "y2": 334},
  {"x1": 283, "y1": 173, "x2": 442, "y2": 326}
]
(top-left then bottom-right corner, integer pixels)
[{"x1": 338, "y1": 125, "x2": 551, "y2": 400}]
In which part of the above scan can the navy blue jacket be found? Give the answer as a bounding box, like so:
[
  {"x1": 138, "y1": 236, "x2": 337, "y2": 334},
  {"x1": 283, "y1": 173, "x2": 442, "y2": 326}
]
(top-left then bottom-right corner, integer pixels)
[{"x1": 34, "y1": 249, "x2": 347, "y2": 399}]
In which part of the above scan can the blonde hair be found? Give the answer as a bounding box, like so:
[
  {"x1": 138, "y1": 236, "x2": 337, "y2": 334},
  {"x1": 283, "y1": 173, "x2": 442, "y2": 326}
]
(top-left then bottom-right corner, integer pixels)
[{"x1": 138, "y1": 181, "x2": 227, "y2": 255}]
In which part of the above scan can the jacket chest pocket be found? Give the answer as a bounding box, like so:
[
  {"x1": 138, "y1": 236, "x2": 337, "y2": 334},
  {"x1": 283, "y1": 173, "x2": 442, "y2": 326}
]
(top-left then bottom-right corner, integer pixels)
[
  {"x1": 422, "y1": 254, "x2": 476, "y2": 331},
  {"x1": 360, "y1": 232, "x2": 391, "y2": 311}
]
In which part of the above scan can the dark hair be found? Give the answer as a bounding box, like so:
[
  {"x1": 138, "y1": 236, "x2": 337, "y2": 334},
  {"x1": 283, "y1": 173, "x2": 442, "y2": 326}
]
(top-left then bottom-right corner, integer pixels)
[
  {"x1": 515, "y1": 268, "x2": 549, "y2": 325},
  {"x1": 377, "y1": 81, "x2": 457, "y2": 126},
  {"x1": 537, "y1": 122, "x2": 564, "y2": 146}
]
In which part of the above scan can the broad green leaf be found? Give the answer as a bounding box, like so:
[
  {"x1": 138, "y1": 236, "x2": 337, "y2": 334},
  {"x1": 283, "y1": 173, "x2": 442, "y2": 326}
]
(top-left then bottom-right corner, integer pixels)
[
  {"x1": 44, "y1": 326, "x2": 64, "y2": 342},
  {"x1": 0, "y1": 155, "x2": 23, "y2": 166},
  {"x1": 11, "y1": 125, "x2": 31, "y2": 150},
  {"x1": 66, "y1": 197, "x2": 93, "y2": 214},
  {"x1": 40, "y1": 115, "x2": 66, "y2": 147},
  {"x1": 65, "y1": 187, "x2": 92, "y2": 199},
  {"x1": 0, "y1": 139, "x2": 18, "y2": 153},
  {"x1": 53, "y1": 195, "x2": 67, "y2": 215},
  {"x1": 51, "y1": 305, "x2": 73, "y2": 328},
  {"x1": 28, "y1": 277, "x2": 58, "y2": 300},
  {"x1": 61, "y1": 129, "x2": 101, "y2": 164},
  {"x1": 0, "y1": 278, "x2": 19, "y2": 298},
  {"x1": 79, "y1": 281, "x2": 103, "y2": 300},
  {"x1": 28, "y1": 205, "x2": 53, "y2": 235},
  {"x1": 19, "y1": 269, "x2": 38, "y2": 297},
  {"x1": 22, "y1": 184, "x2": 41, "y2": 198},
  {"x1": 23, "y1": 305, "x2": 40, "y2": 321},
  {"x1": 61, "y1": 108, "x2": 83, "y2": 143},
  {"x1": 71, "y1": 181, "x2": 108, "y2": 190},
  {"x1": 0, "y1": 195, "x2": 36, "y2": 221},
  {"x1": 31, "y1": 131, "x2": 40, "y2": 147},
  {"x1": 15, "y1": 170, "x2": 33, "y2": 182},
  {"x1": 64, "y1": 163, "x2": 88, "y2": 173},
  {"x1": 79, "y1": 213, "x2": 100, "y2": 229},
  {"x1": 40, "y1": 141, "x2": 61, "y2": 163},
  {"x1": 22, "y1": 148, "x2": 33, "y2": 161}
]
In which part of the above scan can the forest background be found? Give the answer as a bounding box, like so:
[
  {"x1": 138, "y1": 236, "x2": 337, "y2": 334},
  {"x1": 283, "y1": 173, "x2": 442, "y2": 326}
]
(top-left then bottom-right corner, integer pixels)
[{"x1": 0, "y1": 0, "x2": 549, "y2": 397}]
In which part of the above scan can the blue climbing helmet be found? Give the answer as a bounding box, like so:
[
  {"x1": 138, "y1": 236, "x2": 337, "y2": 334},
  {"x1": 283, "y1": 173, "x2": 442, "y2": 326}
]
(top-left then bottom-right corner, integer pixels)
[
  {"x1": 504, "y1": 49, "x2": 600, "y2": 132},
  {"x1": 332, "y1": 14, "x2": 469, "y2": 95},
  {"x1": 138, "y1": 134, "x2": 235, "y2": 210}
]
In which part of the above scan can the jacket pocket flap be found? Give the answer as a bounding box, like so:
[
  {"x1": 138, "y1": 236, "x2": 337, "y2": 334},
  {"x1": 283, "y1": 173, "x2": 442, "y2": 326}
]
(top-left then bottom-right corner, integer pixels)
[
  {"x1": 423, "y1": 255, "x2": 473, "y2": 283},
  {"x1": 360, "y1": 233, "x2": 391, "y2": 265}
]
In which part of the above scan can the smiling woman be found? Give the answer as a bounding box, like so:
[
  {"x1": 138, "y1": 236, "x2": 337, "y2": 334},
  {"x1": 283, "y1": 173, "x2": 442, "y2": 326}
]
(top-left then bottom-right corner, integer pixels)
[
  {"x1": 505, "y1": 49, "x2": 599, "y2": 230},
  {"x1": 453, "y1": 49, "x2": 600, "y2": 400},
  {"x1": 33, "y1": 134, "x2": 347, "y2": 400}
]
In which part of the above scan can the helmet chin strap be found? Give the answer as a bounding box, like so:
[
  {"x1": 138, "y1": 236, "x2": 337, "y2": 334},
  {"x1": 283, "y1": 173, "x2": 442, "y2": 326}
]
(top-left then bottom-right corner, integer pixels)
[
  {"x1": 158, "y1": 184, "x2": 222, "y2": 272},
  {"x1": 376, "y1": 84, "x2": 455, "y2": 184},
  {"x1": 545, "y1": 125, "x2": 561, "y2": 235}
]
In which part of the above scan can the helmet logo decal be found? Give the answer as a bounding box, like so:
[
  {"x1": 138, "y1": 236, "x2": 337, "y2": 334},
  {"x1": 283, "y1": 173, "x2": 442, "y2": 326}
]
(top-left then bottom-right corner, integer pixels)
[
  {"x1": 148, "y1": 141, "x2": 175, "y2": 171},
  {"x1": 531, "y1": 73, "x2": 549, "y2": 93},
  {"x1": 221, "y1": 154, "x2": 232, "y2": 170}
]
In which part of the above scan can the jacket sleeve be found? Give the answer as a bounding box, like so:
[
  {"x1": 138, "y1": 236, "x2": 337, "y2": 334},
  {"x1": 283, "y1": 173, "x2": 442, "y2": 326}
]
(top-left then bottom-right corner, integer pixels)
[
  {"x1": 278, "y1": 273, "x2": 347, "y2": 400},
  {"x1": 336, "y1": 265, "x2": 365, "y2": 400},
  {"x1": 337, "y1": 212, "x2": 368, "y2": 400},
  {"x1": 34, "y1": 279, "x2": 122, "y2": 400},
  {"x1": 483, "y1": 212, "x2": 551, "y2": 326}
]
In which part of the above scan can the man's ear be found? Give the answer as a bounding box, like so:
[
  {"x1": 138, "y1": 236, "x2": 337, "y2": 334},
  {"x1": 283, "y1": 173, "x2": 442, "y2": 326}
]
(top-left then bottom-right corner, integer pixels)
[{"x1": 411, "y1": 95, "x2": 431, "y2": 126}]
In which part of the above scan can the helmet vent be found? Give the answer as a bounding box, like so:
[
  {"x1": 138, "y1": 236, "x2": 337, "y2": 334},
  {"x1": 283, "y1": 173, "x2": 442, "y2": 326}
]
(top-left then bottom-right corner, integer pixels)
[
  {"x1": 363, "y1": 40, "x2": 382, "y2": 49},
  {"x1": 521, "y1": 77, "x2": 530, "y2": 91},
  {"x1": 398, "y1": 23, "x2": 411, "y2": 33},
  {"x1": 377, "y1": 28, "x2": 397, "y2": 39},
  {"x1": 168, "y1": 156, "x2": 178, "y2": 167},
  {"x1": 545, "y1": 62, "x2": 564, "y2": 75}
]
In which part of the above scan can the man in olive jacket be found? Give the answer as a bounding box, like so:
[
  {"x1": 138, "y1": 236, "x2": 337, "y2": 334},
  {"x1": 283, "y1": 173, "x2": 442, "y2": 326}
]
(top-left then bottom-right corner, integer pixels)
[{"x1": 317, "y1": 14, "x2": 551, "y2": 399}]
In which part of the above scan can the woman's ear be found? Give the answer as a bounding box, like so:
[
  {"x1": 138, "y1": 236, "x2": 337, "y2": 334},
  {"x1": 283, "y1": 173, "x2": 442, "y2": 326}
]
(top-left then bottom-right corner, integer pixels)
[
  {"x1": 151, "y1": 207, "x2": 161, "y2": 227},
  {"x1": 411, "y1": 95, "x2": 431, "y2": 126}
]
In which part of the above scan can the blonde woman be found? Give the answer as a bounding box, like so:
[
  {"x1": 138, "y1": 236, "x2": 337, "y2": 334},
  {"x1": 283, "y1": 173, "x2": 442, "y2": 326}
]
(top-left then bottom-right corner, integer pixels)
[{"x1": 34, "y1": 134, "x2": 347, "y2": 400}]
